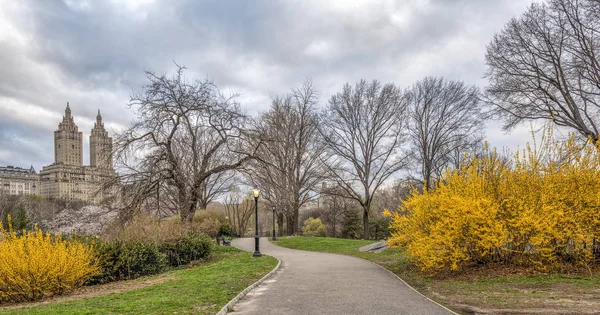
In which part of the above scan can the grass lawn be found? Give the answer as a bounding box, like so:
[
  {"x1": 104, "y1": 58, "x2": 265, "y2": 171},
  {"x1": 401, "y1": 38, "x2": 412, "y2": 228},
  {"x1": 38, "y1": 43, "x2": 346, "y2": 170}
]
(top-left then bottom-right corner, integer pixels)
[
  {"x1": 274, "y1": 236, "x2": 600, "y2": 314},
  {"x1": 0, "y1": 246, "x2": 278, "y2": 315}
]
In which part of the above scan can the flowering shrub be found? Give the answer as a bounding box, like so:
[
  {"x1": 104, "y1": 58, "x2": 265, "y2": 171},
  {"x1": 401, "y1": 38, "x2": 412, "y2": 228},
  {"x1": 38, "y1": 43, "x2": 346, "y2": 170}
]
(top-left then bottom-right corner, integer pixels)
[
  {"x1": 302, "y1": 217, "x2": 327, "y2": 237},
  {"x1": 387, "y1": 129, "x2": 600, "y2": 273},
  {"x1": 0, "y1": 219, "x2": 99, "y2": 303}
]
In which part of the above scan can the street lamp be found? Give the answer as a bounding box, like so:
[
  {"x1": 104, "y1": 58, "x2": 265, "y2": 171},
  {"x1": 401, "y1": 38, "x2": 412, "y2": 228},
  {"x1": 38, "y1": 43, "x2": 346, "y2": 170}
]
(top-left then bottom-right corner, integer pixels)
[
  {"x1": 272, "y1": 205, "x2": 277, "y2": 241},
  {"x1": 252, "y1": 189, "x2": 262, "y2": 257}
]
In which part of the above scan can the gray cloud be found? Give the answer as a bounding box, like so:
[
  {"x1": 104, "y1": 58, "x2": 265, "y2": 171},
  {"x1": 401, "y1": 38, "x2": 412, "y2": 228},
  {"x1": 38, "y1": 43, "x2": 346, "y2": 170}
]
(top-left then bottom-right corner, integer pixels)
[{"x1": 0, "y1": 0, "x2": 533, "y2": 170}]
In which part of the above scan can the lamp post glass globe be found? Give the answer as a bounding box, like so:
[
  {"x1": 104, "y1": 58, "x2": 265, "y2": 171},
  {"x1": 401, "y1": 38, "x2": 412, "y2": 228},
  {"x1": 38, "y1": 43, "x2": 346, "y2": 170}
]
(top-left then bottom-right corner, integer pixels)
[{"x1": 253, "y1": 188, "x2": 262, "y2": 257}]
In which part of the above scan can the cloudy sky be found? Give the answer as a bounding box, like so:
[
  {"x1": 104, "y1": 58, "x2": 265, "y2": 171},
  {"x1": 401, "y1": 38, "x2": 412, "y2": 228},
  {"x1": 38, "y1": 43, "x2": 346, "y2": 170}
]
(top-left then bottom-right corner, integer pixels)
[{"x1": 0, "y1": 0, "x2": 535, "y2": 170}]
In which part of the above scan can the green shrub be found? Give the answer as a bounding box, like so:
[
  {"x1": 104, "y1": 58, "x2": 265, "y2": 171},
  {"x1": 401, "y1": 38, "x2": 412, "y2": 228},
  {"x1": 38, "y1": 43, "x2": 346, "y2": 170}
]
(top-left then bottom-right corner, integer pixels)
[
  {"x1": 90, "y1": 240, "x2": 167, "y2": 284},
  {"x1": 1, "y1": 202, "x2": 30, "y2": 231},
  {"x1": 341, "y1": 210, "x2": 362, "y2": 239},
  {"x1": 159, "y1": 231, "x2": 214, "y2": 267},
  {"x1": 368, "y1": 217, "x2": 391, "y2": 240},
  {"x1": 302, "y1": 217, "x2": 327, "y2": 237},
  {"x1": 218, "y1": 220, "x2": 234, "y2": 236}
]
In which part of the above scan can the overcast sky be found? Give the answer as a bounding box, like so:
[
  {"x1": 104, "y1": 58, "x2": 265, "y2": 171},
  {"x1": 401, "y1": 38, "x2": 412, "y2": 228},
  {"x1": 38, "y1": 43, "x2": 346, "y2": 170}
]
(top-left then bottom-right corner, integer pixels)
[{"x1": 0, "y1": 0, "x2": 536, "y2": 171}]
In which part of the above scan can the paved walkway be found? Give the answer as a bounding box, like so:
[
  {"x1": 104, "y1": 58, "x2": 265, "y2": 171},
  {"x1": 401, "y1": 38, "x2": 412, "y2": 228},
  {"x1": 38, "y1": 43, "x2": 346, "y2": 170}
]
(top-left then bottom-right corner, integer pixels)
[{"x1": 230, "y1": 238, "x2": 454, "y2": 315}]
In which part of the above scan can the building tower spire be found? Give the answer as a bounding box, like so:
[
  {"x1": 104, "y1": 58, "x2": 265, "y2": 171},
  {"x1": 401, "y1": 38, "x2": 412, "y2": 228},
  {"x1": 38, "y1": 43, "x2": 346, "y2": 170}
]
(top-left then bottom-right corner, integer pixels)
[
  {"x1": 90, "y1": 108, "x2": 112, "y2": 169},
  {"x1": 55, "y1": 102, "x2": 82, "y2": 166},
  {"x1": 65, "y1": 102, "x2": 71, "y2": 118}
]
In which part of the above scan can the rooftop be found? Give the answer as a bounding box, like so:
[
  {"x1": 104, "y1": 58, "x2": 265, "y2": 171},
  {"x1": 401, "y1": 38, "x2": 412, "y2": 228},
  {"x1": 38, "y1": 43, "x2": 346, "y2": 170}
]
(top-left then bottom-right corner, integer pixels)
[{"x1": 0, "y1": 165, "x2": 37, "y2": 174}]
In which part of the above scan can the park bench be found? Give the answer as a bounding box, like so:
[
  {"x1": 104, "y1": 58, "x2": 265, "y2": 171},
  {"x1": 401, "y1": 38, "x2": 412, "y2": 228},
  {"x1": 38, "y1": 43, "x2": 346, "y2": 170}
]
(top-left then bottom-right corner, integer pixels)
[
  {"x1": 216, "y1": 232, "x2": 234, "y2": 246},
  {"x1": 221, "y1": 236, "x2": 231, "y2": 246}
]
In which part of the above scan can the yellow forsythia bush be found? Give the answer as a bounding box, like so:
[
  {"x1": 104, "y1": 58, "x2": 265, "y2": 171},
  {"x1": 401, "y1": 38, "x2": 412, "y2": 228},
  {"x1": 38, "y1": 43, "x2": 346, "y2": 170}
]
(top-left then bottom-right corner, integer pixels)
[
  {"x1": 387, "y1": 128, "x2": 600, "y2": 273},
  {"x1": 0, "y1": 219, "x2": 99, "y2": 303}
]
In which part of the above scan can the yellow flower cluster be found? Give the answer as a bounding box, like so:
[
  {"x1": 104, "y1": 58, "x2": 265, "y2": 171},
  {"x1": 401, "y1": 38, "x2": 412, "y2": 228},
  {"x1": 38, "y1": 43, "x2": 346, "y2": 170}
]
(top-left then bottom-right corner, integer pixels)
[
  {"x1": 387, "y1": 128, "x2": 600, "y2": 273},
  {"x1": 0, "y1": 218, "x2": 99, "y2": 303}
]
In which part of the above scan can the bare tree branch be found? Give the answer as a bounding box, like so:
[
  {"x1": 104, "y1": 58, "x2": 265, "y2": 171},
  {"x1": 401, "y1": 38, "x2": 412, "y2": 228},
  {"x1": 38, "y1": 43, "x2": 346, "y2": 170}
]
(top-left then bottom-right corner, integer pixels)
[
  {"x1": 408, "y1": 77, "x2": 484, "y2": 189},
  {"x1": 110, "y1": 66, "x2": 260, "y2": 222},
  {"x1": 318, "y1": 79, "x2": 409, "y2": 239},
  {"x1": 485, "y1": 0, "x2": 600, "y2": 143},
  {"x1": 246, "y1": 80, "x2": 328, "y2": 235}
]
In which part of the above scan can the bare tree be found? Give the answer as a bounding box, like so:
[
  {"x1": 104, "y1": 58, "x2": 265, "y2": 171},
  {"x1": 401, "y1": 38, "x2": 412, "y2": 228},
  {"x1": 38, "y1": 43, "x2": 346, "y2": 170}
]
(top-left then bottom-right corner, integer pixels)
[
  {"x1": 223, "y1": 187, "x2": 254, "y2": 237},
  {"x1": 198, "y1": 171, "x2": 237, "y2": 210},
  {"x1": 319, "y1": 80, "x2": 408, "y2": 239},
  {"x1": 447, "y1": 139, "x2": 486, "y2": 171},
  {"x1": 245, "y1": 170, "x2": 288, "y2": 236},
  {"x1": 113, "y1": 66, "x2": 260, "y2": 223},
  {"x1": 371, "y1": 178, "x2": 415, "y2": 215},
  {"x1": 485, "y1": 0, "x2": 600, "y2": 143},
  {"x1": 320, "y1": 184, "x2": 361, "y2": 238},
  {"x1": 247, "y1": 81, "x2": 328, "y2": 235},
  {"x1": 408, "y1": 77, "x2": 483, "y2": 189}
]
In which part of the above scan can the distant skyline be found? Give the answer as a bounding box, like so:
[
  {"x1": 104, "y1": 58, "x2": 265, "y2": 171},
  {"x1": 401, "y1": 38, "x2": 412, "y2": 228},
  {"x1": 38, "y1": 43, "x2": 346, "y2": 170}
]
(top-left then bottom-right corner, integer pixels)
[{"x1": 0, "y1": 0, "x2": 537, "y2": 170}]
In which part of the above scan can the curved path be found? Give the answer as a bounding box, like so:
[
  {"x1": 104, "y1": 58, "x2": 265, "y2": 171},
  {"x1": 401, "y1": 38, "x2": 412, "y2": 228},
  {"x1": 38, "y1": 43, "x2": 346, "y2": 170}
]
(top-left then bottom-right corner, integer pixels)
[{"x1": 230, "y1": 238, "x2": 455, "y2": 315}]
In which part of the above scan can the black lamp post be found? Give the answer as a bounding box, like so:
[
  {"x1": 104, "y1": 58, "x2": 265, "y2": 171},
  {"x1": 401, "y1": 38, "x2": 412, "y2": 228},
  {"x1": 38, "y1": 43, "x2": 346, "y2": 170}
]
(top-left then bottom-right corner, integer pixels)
[
  {"x1": 272, "y1": 205, "x2": 277, "y2": 241},
  {"x1": 252, "y1": 189, "x2": 262, "y2": 257}
]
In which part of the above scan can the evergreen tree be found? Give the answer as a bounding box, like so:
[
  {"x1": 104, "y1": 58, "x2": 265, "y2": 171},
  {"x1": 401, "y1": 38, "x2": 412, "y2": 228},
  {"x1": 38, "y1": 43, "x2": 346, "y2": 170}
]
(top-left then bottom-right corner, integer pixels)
[{"x1": 341, "y1": 210, "x2": 362, "y2": 239}]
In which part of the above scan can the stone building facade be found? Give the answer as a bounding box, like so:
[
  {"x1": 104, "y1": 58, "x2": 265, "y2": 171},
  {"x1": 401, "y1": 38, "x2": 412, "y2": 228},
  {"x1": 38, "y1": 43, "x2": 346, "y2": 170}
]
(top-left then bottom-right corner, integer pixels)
[
  {"x1": 0, "y1": 165, "x2": 39, "y2": 196},
  {"x1": 39, "y1": 103, "x2": 115, "y2": 203}
]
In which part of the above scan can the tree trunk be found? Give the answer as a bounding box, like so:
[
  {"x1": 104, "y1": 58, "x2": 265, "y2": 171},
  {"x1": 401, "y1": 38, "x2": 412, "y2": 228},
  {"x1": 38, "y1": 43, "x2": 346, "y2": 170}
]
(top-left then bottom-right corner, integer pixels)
[
  {"x1": 277, "y1": 212, "x2": 284, "y2": 237},
  {"x1": 180, "y1": 191, "x2": 195, "y2": 223},
  {"x1": 181, "y1": 208, "x2": 194, "y2": 223},
  {"x1": 293, "y1": 204, "x2": 300, "y2": 236},
  {"x1": 363, "y1": 205, "x2": 370, "y2": 240},
  {"x1": 331, "y1": 216, "x2": 337, "y2": 238},
  {"x1": 197, "y1": 199, "x2": 208, "y2": 210},
  {"x1": 286, "y1": 216, "x2": 293, "y2": 236},
  {"x1": 286, "y1": 205, "x2": 298, "y2": 235},
  {"x1": 424, "y1": 163, "x2": 432, "y2": 190}
]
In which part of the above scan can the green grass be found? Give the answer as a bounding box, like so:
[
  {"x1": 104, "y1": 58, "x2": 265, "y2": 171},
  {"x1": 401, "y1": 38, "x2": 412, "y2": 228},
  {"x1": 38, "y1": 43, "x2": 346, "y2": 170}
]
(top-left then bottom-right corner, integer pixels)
[
  {"x1": 274, "y1": 236, "x2": 375, "y2": 255},
  {"x1": 461, "y1": 274, "x2": 600, "y2": 288},
  {"x1": 273, "y1": 236, "x2": 600, "y2": 314},
  {"x1": 0, "y1": 247, "x2": 278, "y2": 315}
]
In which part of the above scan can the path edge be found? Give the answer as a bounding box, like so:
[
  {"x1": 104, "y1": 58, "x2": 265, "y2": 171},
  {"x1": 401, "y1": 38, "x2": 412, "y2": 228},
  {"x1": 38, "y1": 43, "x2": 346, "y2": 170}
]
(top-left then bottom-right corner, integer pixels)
[
  {"x1": 215, "y1": 255, "x2": 281, "y2": 315},
  {"x1": 364, "y1": 259, "x2": 459, "y2": 315}
]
